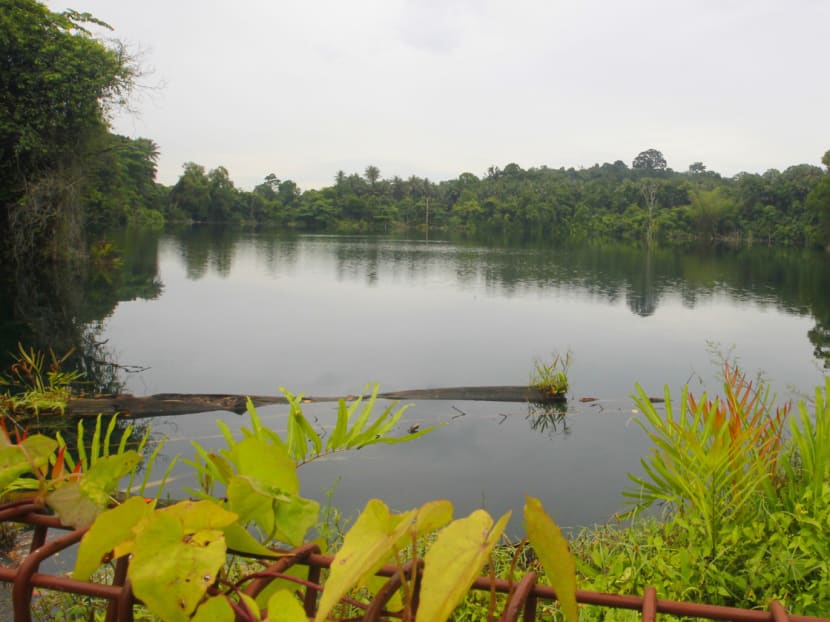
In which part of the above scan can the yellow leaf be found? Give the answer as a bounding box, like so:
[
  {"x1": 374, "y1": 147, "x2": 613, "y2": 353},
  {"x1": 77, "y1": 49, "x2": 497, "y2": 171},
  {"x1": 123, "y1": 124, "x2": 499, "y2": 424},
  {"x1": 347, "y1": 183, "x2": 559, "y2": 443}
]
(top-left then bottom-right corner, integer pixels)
[
  {"x1": 314, "y1": 499, "x2": 416, "y2": 622},
  {"x1": 159, "y1": 499, "x2": 238, "y2": 531},
  {"x1": 416, "y1": 509, "x2": 511, "y2": 622},
  {"x1": 524, "y1": 496, "x2": 578, "y2": 622},
  {"x1": 73, "y1": 496, "x2": 154, "y2": 581},
  {"x1": 192, "y1": 595, "x2": 235, "y2": 622},
  {"x1": 413, "y1": 499, "x2": 453, "y2": 535},
  {"x1": 266, "y1": 590, "x2": 308, "y2": 622}
]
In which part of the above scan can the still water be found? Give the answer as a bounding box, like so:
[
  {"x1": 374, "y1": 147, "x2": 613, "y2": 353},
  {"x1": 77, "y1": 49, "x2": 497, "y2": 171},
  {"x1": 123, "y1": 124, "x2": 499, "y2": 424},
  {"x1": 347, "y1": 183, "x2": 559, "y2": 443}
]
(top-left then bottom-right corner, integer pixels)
[{"x1": 3, "y1": 227, "x2": 830, "y2": 529}]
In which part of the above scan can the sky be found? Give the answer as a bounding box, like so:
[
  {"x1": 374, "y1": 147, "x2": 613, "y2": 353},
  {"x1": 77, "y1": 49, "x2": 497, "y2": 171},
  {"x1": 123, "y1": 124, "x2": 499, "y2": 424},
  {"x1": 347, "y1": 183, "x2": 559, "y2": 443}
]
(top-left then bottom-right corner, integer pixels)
[{"x1": 47, "y1": 0, "x2": 830, "y2": 191}]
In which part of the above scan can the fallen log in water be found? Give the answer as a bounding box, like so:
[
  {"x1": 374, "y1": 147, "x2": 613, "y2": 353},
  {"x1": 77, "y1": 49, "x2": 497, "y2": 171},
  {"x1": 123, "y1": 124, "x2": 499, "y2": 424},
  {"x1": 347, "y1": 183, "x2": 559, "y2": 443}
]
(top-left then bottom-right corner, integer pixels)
[{"x1": 58, "y1": 386, "x2": 566, "y2": 418}]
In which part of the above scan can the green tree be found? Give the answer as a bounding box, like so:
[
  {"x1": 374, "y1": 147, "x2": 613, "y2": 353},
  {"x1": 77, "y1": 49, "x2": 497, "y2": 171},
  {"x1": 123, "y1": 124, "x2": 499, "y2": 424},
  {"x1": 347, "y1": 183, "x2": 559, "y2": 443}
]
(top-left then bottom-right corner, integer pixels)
[
  {"x1": 806, "y1": 150, "x2": 830, "y2": 249},
  {"x1": 169, "y1": 162, "x2": 210, "y2": 221},
  {"x1": 1, "y1": 0, "x2": 137, "y2": 261},
  {"x1": 206, "y1": 166, "x2": 239, "y2": 222},
  {"x1": 632, "y1": 148, "x2": 667, "y2": 172},
  {"x1": 364, "y1": 164, "x2": 381, "y2": 189},
  {"x1": 82, "y1": 135, "x2": 161, "y2": 229}
]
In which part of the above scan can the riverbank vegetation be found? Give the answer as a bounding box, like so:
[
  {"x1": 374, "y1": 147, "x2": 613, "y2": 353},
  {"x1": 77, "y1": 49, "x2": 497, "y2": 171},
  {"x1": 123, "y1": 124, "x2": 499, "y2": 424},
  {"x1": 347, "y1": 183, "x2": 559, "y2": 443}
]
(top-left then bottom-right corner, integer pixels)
[
  {"x1": 3, "y1": 1, "x2": 830, "y2": 271},
  {"x1": 2, "y1": 352, "x2": 830, "y2": 619}
]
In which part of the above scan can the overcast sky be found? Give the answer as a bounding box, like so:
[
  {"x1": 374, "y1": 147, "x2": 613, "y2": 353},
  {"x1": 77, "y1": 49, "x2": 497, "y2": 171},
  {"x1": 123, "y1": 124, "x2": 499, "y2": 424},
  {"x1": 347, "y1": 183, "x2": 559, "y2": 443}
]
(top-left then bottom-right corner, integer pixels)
[{"x1": 47, "y1": 0, "x2": 830, "y2": 190}]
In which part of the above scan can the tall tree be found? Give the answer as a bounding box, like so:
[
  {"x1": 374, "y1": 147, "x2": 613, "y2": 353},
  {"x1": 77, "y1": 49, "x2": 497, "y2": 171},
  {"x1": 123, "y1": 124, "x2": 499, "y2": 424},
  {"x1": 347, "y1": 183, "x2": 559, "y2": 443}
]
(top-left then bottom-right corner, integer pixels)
[
  {"x1": 364, "y1": 165, "x2": 381, "y2": 189},
  {"x1": 1, "y1": 0, "x2": 137, "y2": 262},
  {"x1": 632, "y1": 149, "x2": 668, "y2": 172},
  {"x1": 806, "y1": 150, "x2": 830, "y2": 249}
]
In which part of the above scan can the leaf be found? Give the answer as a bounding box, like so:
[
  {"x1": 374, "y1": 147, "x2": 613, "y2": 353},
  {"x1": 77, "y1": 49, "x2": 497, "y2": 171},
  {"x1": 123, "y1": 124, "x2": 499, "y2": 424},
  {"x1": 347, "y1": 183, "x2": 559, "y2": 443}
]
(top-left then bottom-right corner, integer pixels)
[
  {"x1": 414, "y1": 499, "x2": 453, "y2": 535},
  {"x1": 129, "y1": 513, "x2": 227, "y2": 622},
  {"x1": 223, "y1": 522, "x2": 282, "y2": 558},
  {"x1": 254, "y1": 564, "x2": 310, "y2": 610},
  {"x1": 229, "y1": 436, "x2": 299, "y2": 495},
  {"x1": 227, "y1": 476, "x2": 319, "y2": 546},
  {"x1": 524, "y1": 496, "x2": 578, "y2": 622},
  {"x1": 416, "y1": 509, "x2": 511, "y2": 622},
  {"x1": 46, "y1": 482, "x2": 101, "y2": 529},
  {"x1": 159, "y1": 499, "x2": 238, "y2": 531},
  {"x1": 79, "y1": 451, "x2": 142, "y2": 506},
  {"x1": 191, "y1": 595, "x2": 235, "y2": 622},
  {"x1": 239, "y1": 593, "x2": 261, "y2": 620},
  {"x1": 266, "y1": 590, "x2": 308, "y2": 622},
  {"x1": 315, "y1": 499, "x2": 417, "y2": 622},
  {"x1": 0, "y1": 434, "x2": 57, "y2": 490},
  {"x1": 273, "y1": 493, "x2": 320, "y2": 546},
  {"x1": 74, "y1": 496, "x2": 154, "y2": 581}
]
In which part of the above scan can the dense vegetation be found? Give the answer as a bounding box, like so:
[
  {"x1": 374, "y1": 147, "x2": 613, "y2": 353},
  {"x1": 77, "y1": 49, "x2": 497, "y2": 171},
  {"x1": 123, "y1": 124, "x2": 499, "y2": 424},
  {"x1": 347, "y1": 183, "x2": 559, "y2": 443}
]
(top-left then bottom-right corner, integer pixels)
[
  {"x1": 0, "y1": 0, "x2": 164, "y2": 264},
  {"x1": 164, "y1": 153, "x2": 830, "y2": 249},
  {"x1": 2, "y1": 1, "x2": 830, "y2": 268},
  {"x1": 2, "y1": 358, "x2": 829, "y2": 619}
]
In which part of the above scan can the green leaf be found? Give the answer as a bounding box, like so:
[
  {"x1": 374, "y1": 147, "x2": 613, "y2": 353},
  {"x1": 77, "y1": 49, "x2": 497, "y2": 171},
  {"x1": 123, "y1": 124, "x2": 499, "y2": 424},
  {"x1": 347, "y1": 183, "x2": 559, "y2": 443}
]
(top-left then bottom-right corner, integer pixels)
[
  {"x1": 129, "y1": 513, "x2": 227, "y2": 622},
  {"x1": 416, "y1": 509, "x2": 511, "y2": 622},
  {"x1": 191, "y1": 595, "x2": 235, "y2": 622},
  {"x1": 226, "y1": 476, "x2": 318, "y2": 545},
  {"x1": 0, "y1": 434, "x2": 57, "y2": 490},
  {"x1": 315, "y1": 499, "x2": 417, "y2": 622},
  {"x1": 223, "y1": 521, "x2": 282, "y2": 558},
  {"x1": 79, "y1": 451, "x2": 141, "y2": 506},
  {"x1": 74, "y1": 496, "x2": 154, "y2": 581},
  {"x1": 524, "y1": 496, "x2": 578, "y2": 622},
  {"x1": 254, "y1": 564, "x2": 310, "y2": 610},
  {"x1": 266, "y1": 590, "x2": 308, "y2": 622},
  {"x1": 229, "y1": 436, "x2": 299, "y2": 495}
]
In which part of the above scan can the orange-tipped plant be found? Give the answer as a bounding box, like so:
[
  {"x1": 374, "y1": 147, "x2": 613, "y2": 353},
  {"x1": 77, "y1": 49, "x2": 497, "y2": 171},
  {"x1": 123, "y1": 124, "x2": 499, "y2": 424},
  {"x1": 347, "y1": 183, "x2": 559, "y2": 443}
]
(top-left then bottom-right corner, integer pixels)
[
  {"x1": 688, "y1": 365, "x2": 788, "y2": 496},
  {"x1": 624, "y1": 364, "x2": 791, "y2": 558}
]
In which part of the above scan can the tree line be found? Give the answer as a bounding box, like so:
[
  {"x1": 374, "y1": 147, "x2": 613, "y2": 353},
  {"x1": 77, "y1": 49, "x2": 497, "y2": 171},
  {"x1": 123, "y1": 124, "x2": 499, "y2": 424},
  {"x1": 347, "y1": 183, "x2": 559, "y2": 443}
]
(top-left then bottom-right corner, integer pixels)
[
  {"x1": 2, "y1": 0, "x2": 830, "y2": 267},
  {"x1": 161, "y1": 151, "x2": 830, "y2": 249}
]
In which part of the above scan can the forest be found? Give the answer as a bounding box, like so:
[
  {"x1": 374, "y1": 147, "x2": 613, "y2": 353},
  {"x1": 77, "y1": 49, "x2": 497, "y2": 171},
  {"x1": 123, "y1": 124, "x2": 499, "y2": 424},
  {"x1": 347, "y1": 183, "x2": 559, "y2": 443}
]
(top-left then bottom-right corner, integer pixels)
[{"x1": 2, "y1": 0, "x2": 830, "y2": 267}]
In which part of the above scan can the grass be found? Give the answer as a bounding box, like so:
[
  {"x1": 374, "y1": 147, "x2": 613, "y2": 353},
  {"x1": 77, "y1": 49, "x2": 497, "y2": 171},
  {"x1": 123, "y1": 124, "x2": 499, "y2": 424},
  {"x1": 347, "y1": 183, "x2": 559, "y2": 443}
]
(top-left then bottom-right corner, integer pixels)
[{"x1": 530, "y1": 351, "x2": 572, "y2": 397}]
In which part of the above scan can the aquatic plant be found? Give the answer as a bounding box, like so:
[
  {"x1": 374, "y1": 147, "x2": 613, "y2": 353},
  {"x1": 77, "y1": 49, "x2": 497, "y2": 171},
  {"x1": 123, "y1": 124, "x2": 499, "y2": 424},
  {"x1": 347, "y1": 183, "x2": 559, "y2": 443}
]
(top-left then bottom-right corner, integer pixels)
[
  {"x1": 530, "y1": 351, "x2": 572, "y2": 396},
  {"x1": 0, "y1": 344, "x2": 84, "y2": 418}
]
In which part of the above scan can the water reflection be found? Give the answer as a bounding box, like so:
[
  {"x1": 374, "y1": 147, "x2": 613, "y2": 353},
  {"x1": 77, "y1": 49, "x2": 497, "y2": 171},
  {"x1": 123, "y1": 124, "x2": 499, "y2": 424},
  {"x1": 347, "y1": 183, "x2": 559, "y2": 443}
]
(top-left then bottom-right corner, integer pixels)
[
  {"x1": 3, "y1": 228, "x2": 830, "y2": 527},
  {"x1": 0, "y1": 228, "x2": 163, "y2": 391},
  {"x1": 3, "y1": 227, "x2": 830, "y2": 382},
  {"x1": 526, "y1": 401, "x2": 570, "y2": 438}
]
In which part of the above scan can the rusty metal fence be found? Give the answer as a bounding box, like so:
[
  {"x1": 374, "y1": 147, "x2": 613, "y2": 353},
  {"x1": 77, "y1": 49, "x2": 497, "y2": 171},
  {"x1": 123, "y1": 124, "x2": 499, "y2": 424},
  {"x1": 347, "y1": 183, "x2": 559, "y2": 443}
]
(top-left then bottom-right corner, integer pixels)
[{"x1": 2, "y1": 501, "x2": 828, "y2": 622}]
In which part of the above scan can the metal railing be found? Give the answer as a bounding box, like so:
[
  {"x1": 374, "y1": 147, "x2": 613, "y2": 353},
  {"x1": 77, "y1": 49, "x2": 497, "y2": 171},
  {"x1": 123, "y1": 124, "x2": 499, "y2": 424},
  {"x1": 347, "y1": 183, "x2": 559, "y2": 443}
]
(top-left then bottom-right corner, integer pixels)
[{"x1": 2, "y1": 502, "x2": 827, "y2": 622}]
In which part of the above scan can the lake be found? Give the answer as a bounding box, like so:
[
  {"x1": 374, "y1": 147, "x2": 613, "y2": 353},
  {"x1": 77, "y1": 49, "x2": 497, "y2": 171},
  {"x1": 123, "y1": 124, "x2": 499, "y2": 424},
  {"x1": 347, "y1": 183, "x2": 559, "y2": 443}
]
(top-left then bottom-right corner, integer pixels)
[{"x1": 2, "y1": 227, "x2": 829, "y2": 530}]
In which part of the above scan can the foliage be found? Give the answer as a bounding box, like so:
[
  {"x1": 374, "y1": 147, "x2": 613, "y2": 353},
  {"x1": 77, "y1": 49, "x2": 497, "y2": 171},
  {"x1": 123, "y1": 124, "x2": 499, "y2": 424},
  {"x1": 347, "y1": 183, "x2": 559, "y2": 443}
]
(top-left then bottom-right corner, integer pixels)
[
  {"x1": 39, "y1": 385, "x2": 582, "y2": 622},
  {"x1": 530, "y1": 351, "x2": 572, "y2": 397},
  {"x1": 604, "y1": 370, "x2": 830, "y2": 615},
  {"x1": 1, "y1": 0, "x2": 143, "y2": 262},
  {"x1": 183, "y1": 385, "x2": 436, "y2": 548},
  {"x1": 632, "y1": 148, "x2": 668, "y2": 172},
  {"x1": 0, "y1": 343, "x2": 84, "y2": 417},
  {"x1": 0, "y1": 412, "x2": 162, "y2": 531},
  {"x1": 572, "y1": 492, "x2": 830, "y2": 618},
  {"x1": 2, "y1": 5, "x2": 827, "y2": 250},
  {"x1": 624, "y1": 365, "x2": 788, "y2": 557},
  {"x1": 62, "y1": 386, "x2": 572, "y2": 622}
]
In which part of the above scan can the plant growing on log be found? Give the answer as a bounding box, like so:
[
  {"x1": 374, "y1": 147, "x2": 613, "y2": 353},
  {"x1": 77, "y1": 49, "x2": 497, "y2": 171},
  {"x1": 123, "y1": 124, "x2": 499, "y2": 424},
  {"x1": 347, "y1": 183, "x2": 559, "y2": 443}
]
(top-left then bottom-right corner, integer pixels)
[
  {"x1": 0, "y1": 343, "x2": 84, "y2": 418},
  {"x1": 530, "y1": 351, "x2": 572, "y2": 397}
]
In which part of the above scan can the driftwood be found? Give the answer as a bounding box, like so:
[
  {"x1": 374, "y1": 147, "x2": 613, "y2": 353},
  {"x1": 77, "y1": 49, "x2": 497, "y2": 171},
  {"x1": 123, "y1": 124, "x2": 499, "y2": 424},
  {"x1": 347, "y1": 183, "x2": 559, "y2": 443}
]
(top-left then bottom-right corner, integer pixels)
[{"x1": 57, "y1": 386, "x2": 566, "y2": 419}]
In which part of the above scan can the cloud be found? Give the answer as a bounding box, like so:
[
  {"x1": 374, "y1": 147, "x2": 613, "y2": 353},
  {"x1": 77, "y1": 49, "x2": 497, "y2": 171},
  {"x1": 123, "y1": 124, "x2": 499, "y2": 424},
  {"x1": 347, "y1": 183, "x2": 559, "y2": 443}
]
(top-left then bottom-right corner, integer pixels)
[{"x1": 398, "y1": 0, "x2": 485, "y2": 54}]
